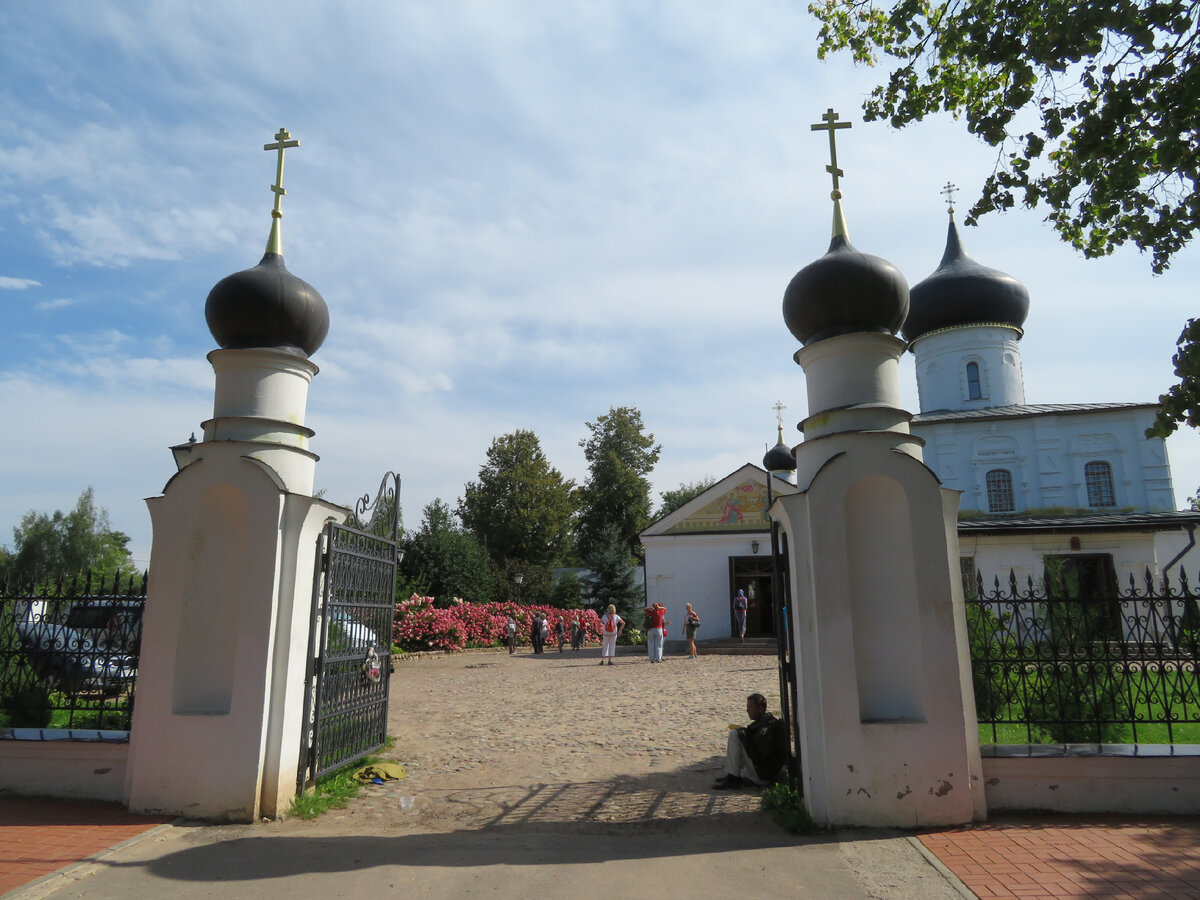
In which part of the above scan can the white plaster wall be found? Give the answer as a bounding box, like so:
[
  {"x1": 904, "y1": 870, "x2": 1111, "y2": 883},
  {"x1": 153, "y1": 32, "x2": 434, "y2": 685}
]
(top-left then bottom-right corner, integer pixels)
[
  {"x1": 0, "y1": 740, "x2": 129, "y2": 802},
  {"x1": 912, "y1": 325, "x2": 1025, "y2": 413},
  {"x1": 643, "y1": 532, "x2": 766, "y2": 640},
  {"x1": 912, "y1": 406, "x2": 1175, "y2": 513},
  {"x1": 126, "y1": 448, "x2": 289, "y2": 822},
  {"x1": 983, "y1": 754, "x2": 1200, "y2": 814},
  {"x1": 777, "y1": 446, "x2": 982, "y2": 828}
]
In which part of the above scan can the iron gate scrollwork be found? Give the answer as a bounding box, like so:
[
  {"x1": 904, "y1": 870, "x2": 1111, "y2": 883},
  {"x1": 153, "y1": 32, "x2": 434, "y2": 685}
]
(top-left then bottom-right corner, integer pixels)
[{"x1": 299, "y1": 472, "x2": 400, "y2": 790}]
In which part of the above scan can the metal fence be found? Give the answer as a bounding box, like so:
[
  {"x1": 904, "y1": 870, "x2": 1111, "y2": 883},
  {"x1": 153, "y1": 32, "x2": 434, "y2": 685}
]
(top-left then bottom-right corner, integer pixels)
[
  {"x1": 0, "y1": 571, "x2": 146, "y2": 736},
  {"x1": 967, "y1": 568, "x2": 1200, "y2": 747}
]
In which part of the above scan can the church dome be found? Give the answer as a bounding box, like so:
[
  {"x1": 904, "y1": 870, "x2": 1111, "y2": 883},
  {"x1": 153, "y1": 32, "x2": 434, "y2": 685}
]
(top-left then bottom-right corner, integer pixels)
[
  {"x1": 782, "y1": 228, "x2": 909, "y2": 346},
  {"x1": 902, "y1": 216, "x2": 1029, "y2": 344},
  {"x1": 763, "y1": 427, "x2": 796, "y2": 472},
  {"x1": 205, "y1": 252, "x2": 330, "y2": 358}
]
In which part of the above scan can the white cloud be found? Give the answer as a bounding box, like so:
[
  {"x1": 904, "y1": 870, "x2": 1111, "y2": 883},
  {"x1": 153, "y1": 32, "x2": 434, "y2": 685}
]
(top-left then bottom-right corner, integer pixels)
[
  {"x1": 34, "y1": 297, "x2": 73, "y2": 311},
  {"x1": 0, "y1": 276, "x2": 40, "y2": 290}
]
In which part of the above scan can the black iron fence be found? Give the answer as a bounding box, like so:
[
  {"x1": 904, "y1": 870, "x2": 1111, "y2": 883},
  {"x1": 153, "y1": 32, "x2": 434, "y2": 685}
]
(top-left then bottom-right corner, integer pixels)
[
  {"x1": 0, "y1": 571, "x2": 146, "y2": 735},
  {"x1": 967, "y1": 569, "x2": 1200, "y2": 746}
]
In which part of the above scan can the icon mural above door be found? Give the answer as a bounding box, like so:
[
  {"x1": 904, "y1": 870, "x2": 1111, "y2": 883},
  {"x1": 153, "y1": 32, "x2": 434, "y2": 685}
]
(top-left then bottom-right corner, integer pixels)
[{"x1": 664, "y1": 479, "x2": 770, "y2": 534}]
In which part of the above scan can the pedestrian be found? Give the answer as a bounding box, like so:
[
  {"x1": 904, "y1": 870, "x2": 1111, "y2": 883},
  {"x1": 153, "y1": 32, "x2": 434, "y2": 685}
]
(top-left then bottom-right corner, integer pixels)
[
  {"x1": 554, "y1": 617, "x2": 567, "y2": 652},
  {"x1": 598, "y1": 603, "x2": 624, "y2": 666},
  {"x1": 506, "y1": 615, "x2": 518, "y2": 654},
  {"x1": 732, "y1": 589, "x2": 748, "y2": 642},
  {"x1": 683, "y1": 602, "x2": 701, "y2": 658},
  {"x1": 643, "y1": 601, "x2": 668, "y2": 663},
  {"x1": 531, "y1": 613, "x2": 544, "y2": 654},
  {"x1": 540, "y1": 615, "x2": 550, "y2": 652},
  {"x1": 570, "y1": 613, "x2": 584, "y2": 650}
]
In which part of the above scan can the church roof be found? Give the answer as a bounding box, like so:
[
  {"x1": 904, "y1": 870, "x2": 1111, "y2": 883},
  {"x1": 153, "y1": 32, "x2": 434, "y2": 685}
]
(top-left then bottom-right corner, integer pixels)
[
  {"x1": 912, "y1": 402, "x2": 1157, "y2": 424},
  {"x1": 902, "y1": 215, "x2": 1029, "y2": 344},
  {"x1": 958, "y1": 510, "x2": 1200, "y2": 535}
]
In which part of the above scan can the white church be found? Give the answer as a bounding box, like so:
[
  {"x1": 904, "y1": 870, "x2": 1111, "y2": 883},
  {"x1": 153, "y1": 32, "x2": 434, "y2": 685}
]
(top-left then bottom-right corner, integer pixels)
[{"x1": 642, "y1": 209, "x2": 1200, "y2": 641}]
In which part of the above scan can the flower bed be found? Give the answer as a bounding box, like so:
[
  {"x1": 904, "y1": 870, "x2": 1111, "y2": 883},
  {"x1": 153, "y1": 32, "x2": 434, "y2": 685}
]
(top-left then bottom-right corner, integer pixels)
[{"x1": 392, "y1": 595, "x2": 604, "y2": 652}]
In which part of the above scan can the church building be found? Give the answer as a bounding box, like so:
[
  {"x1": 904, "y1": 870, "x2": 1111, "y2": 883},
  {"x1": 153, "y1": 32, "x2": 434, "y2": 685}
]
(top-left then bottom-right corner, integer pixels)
[{"x1": 641, "y1": 207, "x2": 1200, "y2": 639}]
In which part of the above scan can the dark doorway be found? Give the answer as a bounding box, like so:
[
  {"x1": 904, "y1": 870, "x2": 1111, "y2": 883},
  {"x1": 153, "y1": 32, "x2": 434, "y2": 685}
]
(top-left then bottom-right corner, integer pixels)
[{"x1": 729, "y1": 554, "x2": 775, "y2": 636}]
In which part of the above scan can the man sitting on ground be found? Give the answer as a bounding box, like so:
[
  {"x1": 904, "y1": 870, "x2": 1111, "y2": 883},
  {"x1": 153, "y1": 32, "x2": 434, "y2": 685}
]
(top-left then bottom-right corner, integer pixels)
[{"x1": 712, "y1": 692, "x2": 787, "y2": 790}]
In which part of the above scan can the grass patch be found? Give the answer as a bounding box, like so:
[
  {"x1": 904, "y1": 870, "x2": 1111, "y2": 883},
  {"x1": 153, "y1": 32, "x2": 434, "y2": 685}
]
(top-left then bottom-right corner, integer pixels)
[
  {"x1": 289, "y1": 737, "x2": 399, "y2": 820},
  {"x1": 761, "y1": 781, "x2": 817, "y2": 834}
]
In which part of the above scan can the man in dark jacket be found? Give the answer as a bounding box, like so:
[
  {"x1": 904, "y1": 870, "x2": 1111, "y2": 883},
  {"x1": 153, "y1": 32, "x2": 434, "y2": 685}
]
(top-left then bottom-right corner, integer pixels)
[{"x1": 712, "y1": 693, "x2": 787, "y2": 789}]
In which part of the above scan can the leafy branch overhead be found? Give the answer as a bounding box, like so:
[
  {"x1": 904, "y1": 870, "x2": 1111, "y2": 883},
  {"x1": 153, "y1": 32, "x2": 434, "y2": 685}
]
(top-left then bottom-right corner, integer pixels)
[{"x1": 810, "y1": 0, "x2": 1200, "y2": 273}]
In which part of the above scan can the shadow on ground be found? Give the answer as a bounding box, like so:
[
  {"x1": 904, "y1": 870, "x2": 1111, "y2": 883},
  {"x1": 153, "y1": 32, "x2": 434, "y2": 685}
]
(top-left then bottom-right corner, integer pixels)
[{"x1": 97, "y1": 765, "x2": 824, "y2": 884}]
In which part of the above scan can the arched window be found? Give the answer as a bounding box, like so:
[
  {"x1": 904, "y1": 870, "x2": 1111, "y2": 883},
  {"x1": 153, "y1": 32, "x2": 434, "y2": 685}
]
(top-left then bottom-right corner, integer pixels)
[
  {"x1": 1084, "y1": 461, "x2": 1116, "y2": 508},
  {"x1": 966, "y1": 362, "x2": 982, "y2": 400},
  {"x1": 986, "y1": 469, "x2": 1015, "y2": 513}
]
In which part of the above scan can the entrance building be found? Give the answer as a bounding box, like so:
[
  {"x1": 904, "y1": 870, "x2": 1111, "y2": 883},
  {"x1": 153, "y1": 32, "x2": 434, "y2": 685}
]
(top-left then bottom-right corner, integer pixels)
[{"x1": 641, "y1": 464, "x2": 796, "y2": 642}]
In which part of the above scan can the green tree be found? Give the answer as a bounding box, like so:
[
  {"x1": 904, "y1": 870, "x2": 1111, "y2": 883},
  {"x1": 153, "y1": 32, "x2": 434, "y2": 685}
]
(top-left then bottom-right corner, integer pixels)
[
  {"x1": 576, "y1": 407, "x2": 661, "y2": 562},
  {"x1": 550, "y1": 570, "x2": 585, "y2": 608},
  {"x1": 811, "y1": 0, "x2": 1199, "y2": 274},
  {"x1": 585, "y1": 523, "x2": 643, "y2": 623},
  {"x1": 3, "y1": 488, "x2": 135, "y2": 586},
  {"x1": 1149, "y1": 317, "x2": 1200, "y2": 438},
  {"x1": 655, "y1": 477, "x2": 717, "y2": 520},
  {"x1": 399, "y1": 499, "x2": 494, "y2": 607},
  {"x1": 457, "y1": 430, "x2": 577, "y2": 568}
]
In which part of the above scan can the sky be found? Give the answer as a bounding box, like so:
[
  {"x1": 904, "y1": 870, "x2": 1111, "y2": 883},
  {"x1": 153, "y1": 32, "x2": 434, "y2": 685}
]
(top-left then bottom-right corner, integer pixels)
[{"x1": 2, "y1": 1, "x2": 1199, "y2": 568}]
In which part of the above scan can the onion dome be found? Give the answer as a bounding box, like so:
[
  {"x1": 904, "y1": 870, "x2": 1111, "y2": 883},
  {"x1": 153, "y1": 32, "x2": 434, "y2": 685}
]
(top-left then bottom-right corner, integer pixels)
[
  {"x1": 205, "y1": 252, "x2": 329, "y2": 357},
  {"x1": 763, "y1": 424, "x2": 796, "y2": 472},
  {"x1": 902, "y1": 214, "x2": 1029, "y2": 344},
  {"x1": 782, "y1": 201, "x2": 909, "y2": 346}
]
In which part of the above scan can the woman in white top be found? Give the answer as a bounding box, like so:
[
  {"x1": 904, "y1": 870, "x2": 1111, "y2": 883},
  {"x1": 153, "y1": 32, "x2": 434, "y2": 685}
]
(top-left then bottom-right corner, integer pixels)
[{"x1": 598, "y1": 603, "x2": 624, "y2": 666}]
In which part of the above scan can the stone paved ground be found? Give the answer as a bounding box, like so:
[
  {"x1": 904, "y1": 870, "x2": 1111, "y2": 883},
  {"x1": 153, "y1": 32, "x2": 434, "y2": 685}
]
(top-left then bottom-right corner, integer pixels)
[{"x1": 326, "y1": 646, "x2": 780, "y2": 833}]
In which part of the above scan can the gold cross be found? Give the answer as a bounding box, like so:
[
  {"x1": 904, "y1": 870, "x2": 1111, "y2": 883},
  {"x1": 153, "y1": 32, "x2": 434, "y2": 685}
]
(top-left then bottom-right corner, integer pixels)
[
  {"x1": 771, "y1": 400, "x2": 787, "y2": 429},
  {"x1": 941, "y1": 181, "x2": 958, "y2": 213},
  {"x1": 264, "y1": 127, "x2": 300, "y2": 219},
  {"x1": 810, "y1": 108, "x2": 851, "y2": 198}
]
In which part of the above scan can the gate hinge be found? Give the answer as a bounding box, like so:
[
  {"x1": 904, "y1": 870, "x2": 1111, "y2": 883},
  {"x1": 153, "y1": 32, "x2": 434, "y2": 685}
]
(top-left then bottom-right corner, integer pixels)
[{"x1": 319, "y1": 550, "x2": 329, "y2": 573}]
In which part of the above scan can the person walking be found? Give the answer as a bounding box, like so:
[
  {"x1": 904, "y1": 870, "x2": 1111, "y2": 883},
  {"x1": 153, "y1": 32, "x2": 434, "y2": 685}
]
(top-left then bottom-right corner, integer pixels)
[
  {"x1": 644, "y1": 602, "x2": 667, "y2": 663},
  {"x1": 732, "y1": 589, "x2": 748, "y2": 642},
  {"x1": 598, "y1": 603, "x2": 624, "y2": 666},
  {"x1": 683, "y1": 602, "x2": 701, "y2": 658},
  {"x1": 570, "y1": 614, "x2": 584, "y2": 651},
  {"x1": 554, "y1": 617, "x2": 567, "y2": 652},
  {"x1": 506, "y1": 615, "x2": 518, "y2": 654}
]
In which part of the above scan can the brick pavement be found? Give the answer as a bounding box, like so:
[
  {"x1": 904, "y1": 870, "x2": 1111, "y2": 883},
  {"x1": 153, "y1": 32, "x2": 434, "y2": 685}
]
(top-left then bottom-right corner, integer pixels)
[
  {"x1": 0, "y1": 796, "x2": 170, "y2": 897},
  {"x1": 919, "y1": 814, "x2": 1200, "y2": 899}
]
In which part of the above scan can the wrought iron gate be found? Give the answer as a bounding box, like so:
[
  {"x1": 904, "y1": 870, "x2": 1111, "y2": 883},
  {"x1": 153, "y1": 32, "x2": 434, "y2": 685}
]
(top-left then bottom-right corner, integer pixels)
[{"x1": 298, "y1": 473, "x2": 400, "y2": 790}]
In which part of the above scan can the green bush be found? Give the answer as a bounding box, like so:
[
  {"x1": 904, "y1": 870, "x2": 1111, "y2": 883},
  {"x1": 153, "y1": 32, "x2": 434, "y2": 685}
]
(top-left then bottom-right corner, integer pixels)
[{"x1": 761, "y1": 781, "x2": 816, "y2": 834}]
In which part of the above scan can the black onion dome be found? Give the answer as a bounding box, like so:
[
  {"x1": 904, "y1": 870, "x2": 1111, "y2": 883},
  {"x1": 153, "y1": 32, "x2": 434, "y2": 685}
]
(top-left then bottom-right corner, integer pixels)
[
  {"x1": 902, "y1": 217, "x2": 1029, "y2": 343},
  {"x1": 783, "y1": 232, "x2": 909, "y2": 346},
  {"x1": 763, "y1": 437, "x2": 796, "y2": 473},
  {"x1": 205, "y1": 252, "x2": 330, "y2": 358}
]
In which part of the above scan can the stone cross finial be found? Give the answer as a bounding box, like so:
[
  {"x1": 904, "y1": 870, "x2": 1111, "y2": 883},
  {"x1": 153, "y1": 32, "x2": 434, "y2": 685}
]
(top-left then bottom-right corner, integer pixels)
[
  {"x1": 264, "y1": 128, "x2": 301, "y2": 219},
  {"x1": 810, "y1": 108, "x2": 852, "y2": 199},
  {"x1": 941, "y1": 181, "x2": 958, "y2": 214}
]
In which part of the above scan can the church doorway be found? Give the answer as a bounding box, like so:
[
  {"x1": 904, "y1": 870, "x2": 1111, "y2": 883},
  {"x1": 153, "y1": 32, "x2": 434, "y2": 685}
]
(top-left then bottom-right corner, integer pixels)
[{"x1": 729, "y1": 555, "x2": 775, "y2": 636}]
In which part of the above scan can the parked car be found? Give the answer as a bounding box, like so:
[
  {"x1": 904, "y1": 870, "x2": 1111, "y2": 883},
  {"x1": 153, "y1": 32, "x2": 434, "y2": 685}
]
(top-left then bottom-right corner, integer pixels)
[
  {"x1": 63, "y1": 600, "x2": 144, "y2": 655},
  {"x1": 16, "y1": 621, "x2": 137, "y2": 694},
  {"x1": 328, "y1": 609, "x2": 379, "y2": 652}
]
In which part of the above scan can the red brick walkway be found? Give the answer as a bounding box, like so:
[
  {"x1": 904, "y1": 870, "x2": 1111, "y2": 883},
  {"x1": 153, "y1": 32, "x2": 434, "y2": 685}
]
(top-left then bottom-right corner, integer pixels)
[
  {"x1": 0, "y1": 796, "x2": 170, "y2": 896},
  {"x1": 919, "y1": 814, "x2": 1200, "y2": 899}
]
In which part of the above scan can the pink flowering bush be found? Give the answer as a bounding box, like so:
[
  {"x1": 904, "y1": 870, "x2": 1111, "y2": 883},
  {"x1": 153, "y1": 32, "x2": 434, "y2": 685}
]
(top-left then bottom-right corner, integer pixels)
[{"x1": 392, "y1": 595, "x2": 603, "y2": 653}]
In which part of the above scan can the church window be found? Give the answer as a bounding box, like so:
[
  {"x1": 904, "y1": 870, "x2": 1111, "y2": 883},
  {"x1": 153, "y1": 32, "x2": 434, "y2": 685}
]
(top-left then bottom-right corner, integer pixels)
[
  {"x1": 985, "y1": 469, "x2": 1015, "y2": 512},
  {"x1": 1084, "y1": 461, "x2": 1116, "y2": 508},
  {"x1": 966, "y1": 362, "x2": 982, "y2": 400}
]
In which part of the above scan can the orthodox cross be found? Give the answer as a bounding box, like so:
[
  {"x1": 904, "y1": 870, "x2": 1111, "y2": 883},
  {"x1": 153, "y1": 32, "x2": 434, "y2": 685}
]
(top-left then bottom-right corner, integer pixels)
[
  {"x1": 264, "y1": 128, "x2": 300, "y2": 219},
  {"x1": 810, "y1": 108, "x2": 852, "y2": 198},
  {"x1": 941, "y1": 181, "x2": 958, "y2": 213},
  {"x1": 772, "y1": 400, "x2": 787, "y2": 429}
]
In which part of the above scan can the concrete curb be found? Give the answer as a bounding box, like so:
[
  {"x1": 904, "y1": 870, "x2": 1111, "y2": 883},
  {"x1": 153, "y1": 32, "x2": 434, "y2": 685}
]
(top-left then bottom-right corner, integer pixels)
[{"x1": 907, "y1": 835, "x2": 979, "y2": 899}]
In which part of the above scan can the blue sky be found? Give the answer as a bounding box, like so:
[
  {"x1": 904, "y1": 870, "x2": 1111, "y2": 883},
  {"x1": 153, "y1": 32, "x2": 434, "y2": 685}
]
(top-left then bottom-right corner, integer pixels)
[{"x1": 3, "y1": 2, "x2": 1198, "y2": 567}]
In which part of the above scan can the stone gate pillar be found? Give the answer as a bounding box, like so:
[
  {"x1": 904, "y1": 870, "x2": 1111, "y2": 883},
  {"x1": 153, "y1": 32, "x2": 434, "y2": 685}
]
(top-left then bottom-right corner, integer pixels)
[
  {"x1": 125, "y1": 131, "x2": 348, "y2": 821},
  {"x1": 770, "y1": 113, "x2": 983, "y2": 827}
]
